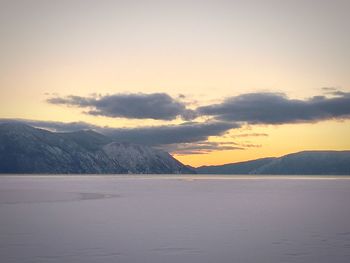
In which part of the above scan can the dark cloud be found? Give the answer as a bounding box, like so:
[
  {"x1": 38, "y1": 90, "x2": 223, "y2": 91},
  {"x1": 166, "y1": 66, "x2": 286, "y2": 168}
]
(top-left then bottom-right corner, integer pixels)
[
  {"x1": 0, "y1": 119, "x2": 238, "y2": 150},
  {"x1": 197, "y1": 92, "x2": 350, "y2": 124},
  {"x1": 7, "y1": 90, "x2": 349, "y2": 154},
  {"x1": 47, "y1": 93, "x2": 197, "y2": 121},
  {"x1": 103, "y1": 121, "x2": 239, "y2": 146},
  {"x1": 47, "y1": 91, "x2": 350, "y2": 124}
]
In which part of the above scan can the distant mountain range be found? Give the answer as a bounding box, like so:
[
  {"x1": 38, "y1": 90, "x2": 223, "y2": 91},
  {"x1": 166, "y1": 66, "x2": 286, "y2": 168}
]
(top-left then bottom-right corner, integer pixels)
[
  {"x1": 1, "y1": 122, "x2": 349, "y2": 175},
  {"x1": 0, "y1": 123, "x2": 194, "y2": 174},
  {"x1": 196, "y1": 151, "x2": 350, "y2": 175}
]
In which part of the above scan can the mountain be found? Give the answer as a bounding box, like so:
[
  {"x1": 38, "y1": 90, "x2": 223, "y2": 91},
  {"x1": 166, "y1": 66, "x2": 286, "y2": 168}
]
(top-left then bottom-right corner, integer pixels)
[
  {"x1": 196, "y1": 157, "x2": 276, "y2": 174},
  {"x1": 196, "y1": 151, "x2": 350, "y2": 175},
  {"x1": 2, "y1": 122, "x2": 349, "y2": 175},
  {"x1": 0, "y1": 122, "x2": 194, "y2": 174},
  {"x1": 254, "y1": 151, "x2": 350, "y2": 175},
  {"x1": 103, "y1": 142, "x2": 194, "y2": 174}
]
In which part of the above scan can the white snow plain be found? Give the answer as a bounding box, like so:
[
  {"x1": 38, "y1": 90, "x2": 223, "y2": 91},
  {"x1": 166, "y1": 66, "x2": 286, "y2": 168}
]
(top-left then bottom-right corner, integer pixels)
[{"x1": 0, "y1": 175, "x2": 350, "y2": 263}]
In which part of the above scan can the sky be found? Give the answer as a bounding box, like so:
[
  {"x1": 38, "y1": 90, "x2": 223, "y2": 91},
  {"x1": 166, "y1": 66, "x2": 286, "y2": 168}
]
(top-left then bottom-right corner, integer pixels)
[{"x1": 0, "y1": 0, "x2": 349, "y2": 166}]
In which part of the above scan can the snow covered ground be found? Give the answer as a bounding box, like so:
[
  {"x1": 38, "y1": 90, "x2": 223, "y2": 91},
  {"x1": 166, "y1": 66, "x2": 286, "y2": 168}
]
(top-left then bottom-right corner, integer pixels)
[{"x1": 1, "y1": 175, "x2": 350, "y2": 263}]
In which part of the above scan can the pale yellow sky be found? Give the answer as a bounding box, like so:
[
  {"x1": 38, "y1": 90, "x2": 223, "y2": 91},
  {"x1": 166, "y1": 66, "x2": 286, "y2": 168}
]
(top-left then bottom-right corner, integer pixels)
[
  {"x1": 175, "y1": 120, "x2": 350, "y2": 166},
  {"x1": 1, "y1": 0, "x2": 349, "y2": 166}
]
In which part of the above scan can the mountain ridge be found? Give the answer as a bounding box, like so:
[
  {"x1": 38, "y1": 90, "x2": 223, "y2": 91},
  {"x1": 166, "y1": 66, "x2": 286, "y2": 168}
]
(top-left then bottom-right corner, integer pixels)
[
  {"x1": 0, "y1": 122, "x2": 194, "y2": 174},
  {"x1": 1, "y1": 122, "x2": 349, "y2": 175},
  {"x1": 196, "y1": 150, "x2": 350, "y2": 175}
]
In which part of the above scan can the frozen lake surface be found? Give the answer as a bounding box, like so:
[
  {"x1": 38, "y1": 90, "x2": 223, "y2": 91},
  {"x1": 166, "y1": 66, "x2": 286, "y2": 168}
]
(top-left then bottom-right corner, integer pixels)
[{"x1": 1, "y1": 175, "x2": 350, "y2": 263}]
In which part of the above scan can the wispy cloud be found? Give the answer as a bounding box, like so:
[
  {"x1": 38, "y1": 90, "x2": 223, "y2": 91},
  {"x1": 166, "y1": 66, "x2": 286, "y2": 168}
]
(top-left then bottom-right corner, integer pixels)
[
  {"x1": 163, "y1": 141, "x2": 243, "y2": 155},
  {"x1": 230, "y1": 133, "x2": 268, "y2": 138}
]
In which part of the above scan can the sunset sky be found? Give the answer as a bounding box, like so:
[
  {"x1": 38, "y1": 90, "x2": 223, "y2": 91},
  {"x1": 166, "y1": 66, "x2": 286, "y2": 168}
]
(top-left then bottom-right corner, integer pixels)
[{"x1": 1, "y1": 0, "x2": 350, "y2": 166}]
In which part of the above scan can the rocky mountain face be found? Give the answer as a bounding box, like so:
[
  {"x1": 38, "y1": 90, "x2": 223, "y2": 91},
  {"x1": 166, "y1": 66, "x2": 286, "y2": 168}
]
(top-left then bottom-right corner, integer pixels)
[
  {"x1": 196, "y1": 151, "x2": 350, "y2": 175},
  {"x1": 0, "y1": 123, "x2": 194, "y2": 174}
]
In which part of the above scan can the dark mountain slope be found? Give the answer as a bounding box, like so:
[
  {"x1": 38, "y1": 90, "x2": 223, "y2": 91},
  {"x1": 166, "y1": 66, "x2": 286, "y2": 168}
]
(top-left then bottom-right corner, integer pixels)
[
  {"x1": 196, "y1": 157, "x2": 275, "y2": 174},
  {"x1": 254, "y1": 151, "x2": 350, "y2": 175},
  {"x1": 196, "y1": 151, "x2": 350, "y2": 175},
  {"x1": 0, "y1": 123, "x2": 125, "y2": 173},
  {"x1": 0, "y1": 123, "x2": 194, "y2": 174}
]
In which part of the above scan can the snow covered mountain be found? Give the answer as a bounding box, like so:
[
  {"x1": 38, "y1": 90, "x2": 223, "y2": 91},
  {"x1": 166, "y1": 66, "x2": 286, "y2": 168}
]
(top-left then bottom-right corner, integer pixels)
[
  {"x1": 2, "y1": 122, "x2": 348, "y2": 175},
  {"x1": 0, "y1": 122, "x2": 194, "y2": 174},
  {"x1": 103, "y1": 142, "x2": 193, "y2": 174},
  {"x1": 196, "y1": 151, "x2": 350, "y2": 175}
]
